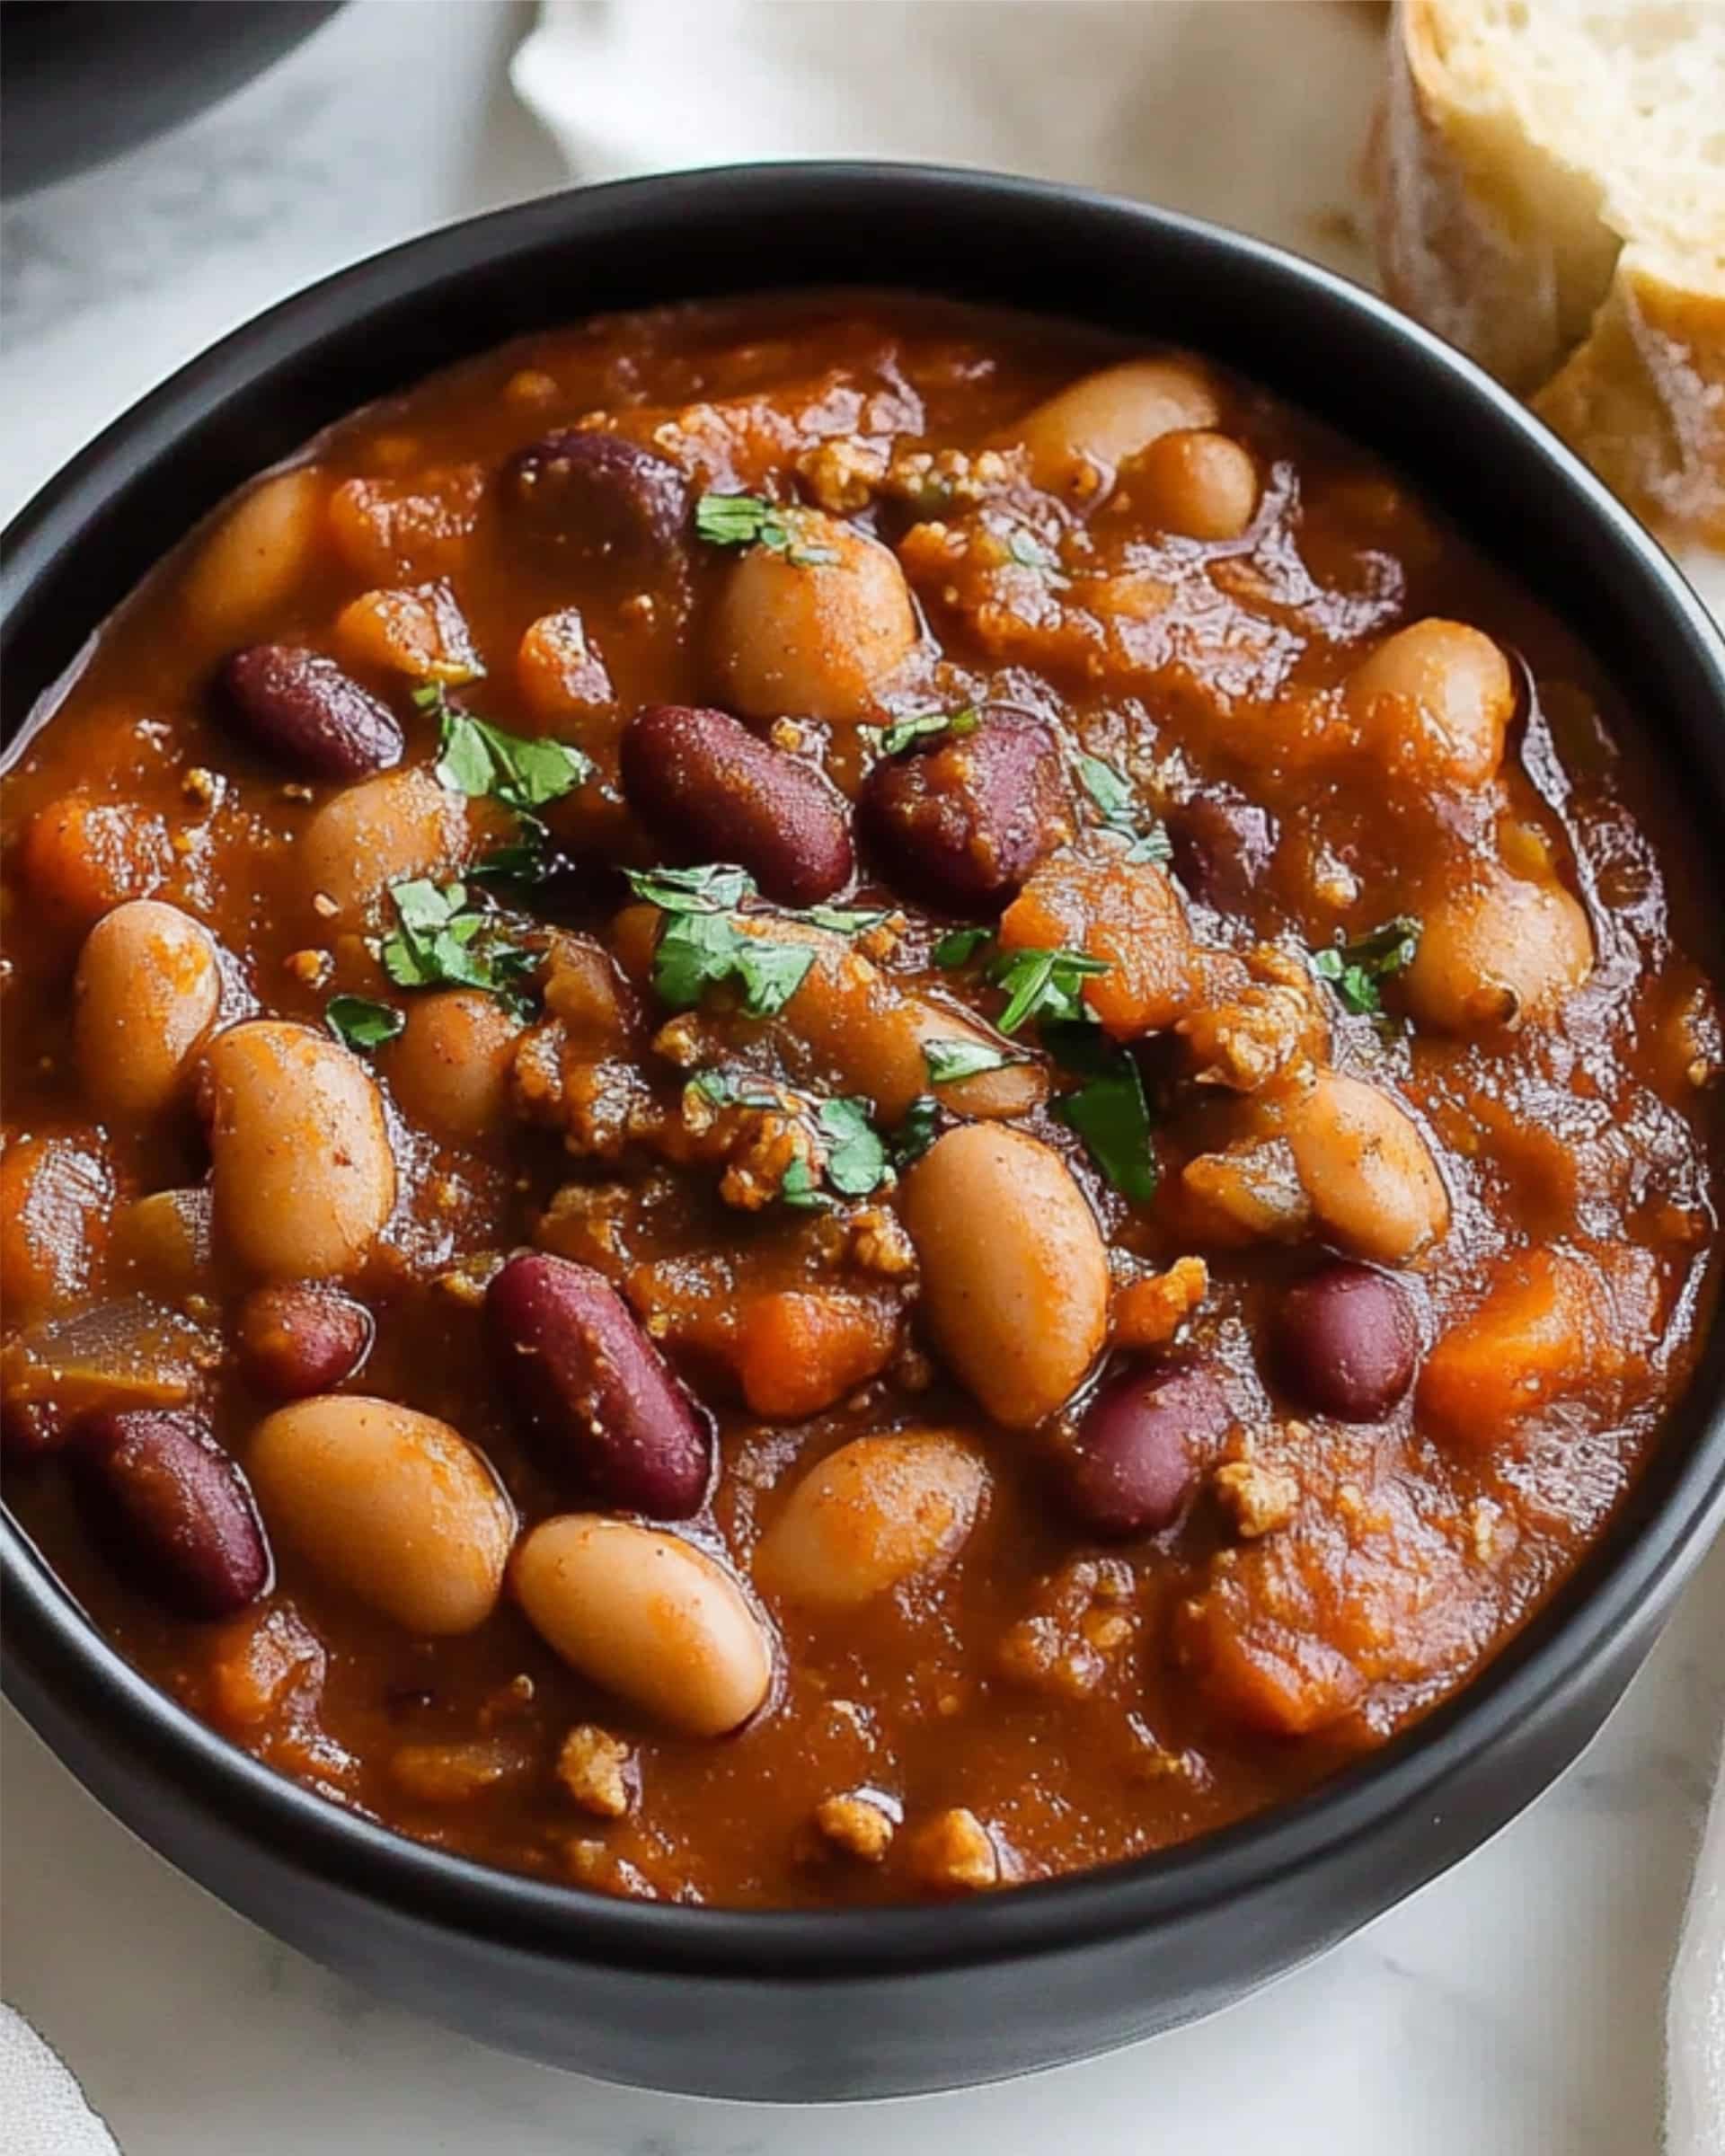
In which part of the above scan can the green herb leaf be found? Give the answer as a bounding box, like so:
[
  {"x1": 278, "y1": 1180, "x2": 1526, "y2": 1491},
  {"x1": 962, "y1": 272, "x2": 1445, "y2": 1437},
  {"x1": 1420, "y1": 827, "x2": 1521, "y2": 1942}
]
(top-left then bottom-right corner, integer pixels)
[
  {"x1": 1050, "y1": 1045, "x2": 1158, "y2": 1202},
  {"x1": 1075, "y1": 754, "x2": 1172, "y2": 863},
  {"x1": 923, "y1": 1035, "x2": 1022, "y2": 1086},
  {"x1": 469, "y1": 814, "x2": 552, "y2": 885},
  {"x1": 1008, "y1": 529, "x2": 1058, "y2": 570},
  {"x1": 324, "y1": 994, "x2": 405, "y2": 1052},
  {"x1": 623, "y1": 862, "x2": 756, "y2": 915},
  {"x1": 378, "y1": 879, "x2": 539, "y2": 1014},
  {"x1": 779, "y1": 1158, "x2": 827, "y2": 1210},
  {"x1": 800, "y1": 902, "x2": 890, "y2": 936},
  {"x1": 988, "y1": 943, "x2": 1111, "y2": 1034},
  {"x1": 865, "y1": 706, "x2": 981, "y2": 757},
  {"x1": 427, "y1": 686, "x2": 592, "y2": 814},
  {"x1": 694, "y1": 492, "x2": 838, "y2": 566},
  {"x1": 652, "y1": 910, "x2": 816, "y2": 1018},
  {"x1": 815, "y1": 1096, "x2": 889, "y2": 1198},
  {"x1": 933, "y1": 925, "x2": 993, "y2": 969},
  {"x1": 1309, "y1": 915, "x2": 1421, "y2": 1017},
  {"x1": 889, "y1": 1094, "x2": 942, "y2": 1168},
  {"x1": 687, "y1": 1067, "x2": 783, "y2": 1112}
]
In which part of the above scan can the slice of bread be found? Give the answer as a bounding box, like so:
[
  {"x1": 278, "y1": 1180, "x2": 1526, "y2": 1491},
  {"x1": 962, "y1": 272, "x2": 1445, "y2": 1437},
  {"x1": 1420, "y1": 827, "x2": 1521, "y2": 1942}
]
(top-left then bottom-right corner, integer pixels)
[{"x1": 1371, "y1": 0, "x2": 1725, "y2": 544}]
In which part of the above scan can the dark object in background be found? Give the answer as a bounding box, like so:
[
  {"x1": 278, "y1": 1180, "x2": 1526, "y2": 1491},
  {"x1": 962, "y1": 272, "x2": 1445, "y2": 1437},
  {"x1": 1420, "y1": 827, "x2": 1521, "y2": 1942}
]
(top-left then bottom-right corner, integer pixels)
[{"x1": 1, "y1": 2, "x2": 341, "y2": 196}]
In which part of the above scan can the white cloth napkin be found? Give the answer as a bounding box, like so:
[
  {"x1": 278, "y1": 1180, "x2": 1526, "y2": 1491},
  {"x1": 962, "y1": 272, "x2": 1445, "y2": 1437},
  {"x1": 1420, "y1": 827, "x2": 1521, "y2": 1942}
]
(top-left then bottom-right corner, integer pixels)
[
  {"x1": 513, "y1": 5, "x2": 1723, "y2": 2150},
  {"x1": 0, "y1": 2004, "x2": 120, "y2": 2156}
]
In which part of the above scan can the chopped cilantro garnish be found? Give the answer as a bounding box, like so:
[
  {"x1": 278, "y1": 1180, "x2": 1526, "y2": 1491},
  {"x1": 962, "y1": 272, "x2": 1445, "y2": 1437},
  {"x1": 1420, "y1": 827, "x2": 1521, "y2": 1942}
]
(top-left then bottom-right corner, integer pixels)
[
  {"x1": 421, "y1": 684, "x2": 591, "y2": 814},
  {"x1": 652, "y1": 909, "x2": 816, "y2": 1018},
  {"x1": 800, "y1": 902, "x2": 890, "y2": 936},
  {"x1": 923, "y1": 1035, "x2": 1022, "y2": 1086},
  {"x1": 1075, "y1": 754, "x2": 1173, "y2": 863},
  {"x1": 324, "y1": 995, "x2": 405, "y2": 1053},
  {"x1": 378, "y1": 879, "x2": 539, "y2": 1014},
  {"x1": 692, "y1": 1072, "x2": 889, "y2": 1208},
  {"x1": 687, "y1": 1067, "x2": 782, "y2": 1112},
  {"x1": 1045, "y1": 1026, "x2": 1158, "y2": 1201},
  {"x1": 889, "y1": 1094, "x2": 942, "y2": 1168},
  {"x1": 814, "y1": 1096, "x2": 889, "y2": 1198},
  {"x1": 866, "y1": 707, "x2": 980, "y2": 757},
  {"x1": 1309, "y1": 915, "x2": 1421, "y2": 1017},
  {"x1": 933, "y1": 925, "x2": 992, "y2": 968},
  {"x1": 623, "y1": 864, "x2": 889, "y2": 1019},
  {"x1": 779, "y1": 1159, "x2": 826, "y2": 1209},
  {"x1": 989, "y1": 944, "x2": 1111, "y2": 1035},
  {"x1": 1007, "y1": 529, "x2": 1058, "y2": 570},
  {"x1": 623, "y1": 862, "x2": 756, "y2": 915},
  {"x1": 694, "y1": 492, "x2": 838, "y2": 566}
]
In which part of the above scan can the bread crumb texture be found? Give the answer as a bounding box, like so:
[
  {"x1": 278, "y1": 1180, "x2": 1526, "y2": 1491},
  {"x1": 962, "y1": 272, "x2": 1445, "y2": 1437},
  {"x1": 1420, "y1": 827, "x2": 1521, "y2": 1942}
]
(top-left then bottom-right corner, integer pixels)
[{"x1": 1372, "y1": 0, "x2": 1725, "y2": 543}]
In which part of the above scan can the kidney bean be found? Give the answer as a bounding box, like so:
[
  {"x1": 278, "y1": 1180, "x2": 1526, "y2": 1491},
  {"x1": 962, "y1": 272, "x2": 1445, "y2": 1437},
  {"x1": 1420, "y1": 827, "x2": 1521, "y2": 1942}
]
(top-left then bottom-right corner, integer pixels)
[
  {"x1": 237, "y1": 1283, "x2": 373, "y2": 1400},
  {"x1": 620, "y1": 703, "x2": 854, "y2": 906},
  {"x1": 218, "y1": 644, "x2": 403, "y2": 780},
  {"x1": 513, "y1": 1515, "x2": 772, "y2": 1736},
  {"x1": 858, "y1": 706, "x2": 1072, "y2": 910},
  {"x1": 1059, "y1": 1359, "x2": 1232, "y2": 1536},
  {"x1": 72, "y1": 1409, "x2": 270, "y2": 1619},
  {"x1": 487, "y1": 1252, "x2": 712, "y2": 1518},
  {"x1": 1272, "y1": 1260, "x2": 1419, "y2": 1422},
  {"x1": 1166, "y1": 792, "x2": 1277, "y2": 910},
  {"x1": 503, "y1": 429, "x2": 689, "y2": 557}
]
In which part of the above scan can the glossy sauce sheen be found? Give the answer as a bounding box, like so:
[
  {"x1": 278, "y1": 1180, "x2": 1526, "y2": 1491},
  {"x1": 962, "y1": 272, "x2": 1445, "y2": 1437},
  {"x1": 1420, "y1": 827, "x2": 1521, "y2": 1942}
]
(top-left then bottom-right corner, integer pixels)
[{"x1": 3, "y1": 293, "x2": 1721, "y2": 1908}]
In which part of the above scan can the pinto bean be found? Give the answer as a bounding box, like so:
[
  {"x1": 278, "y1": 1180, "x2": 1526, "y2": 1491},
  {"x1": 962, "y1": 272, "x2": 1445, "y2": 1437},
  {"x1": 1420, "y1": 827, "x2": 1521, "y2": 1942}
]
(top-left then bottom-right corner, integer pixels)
[
  {"x1": 72, "y1": 1409, "x2": 269, "y2": 1619},
  {"x1": 713, "y1": 513, "x2": 918, "y2": 724},
  {"x1": 1058, "y1": 1359, "x2": 1232, "y2": 1535},
  {"x1": 486, "y1": 1251, "x2": 712, "y2": 1517},
  {"x1": 1344, "y1": 619, "x2": 1514, "y2": 788},
  {"x1": 755, "y1": 1430, "x2": 986, "y2": 1609},
  {"x1": 250, "y1": 1395, "x2": 514, "y2": 1633},
  {"x1": 180, "y1": 467, "x2": 325, "y2": 646},
  {"x1": 1282, "y1": 1070, "x2": 1450, "y2": 1266},
  {"x1": 218, "y1": 645, "x2": 403, "y2": 780},
  {"x1": 203, "y1": 1021, "x2": 396, "y2": 1280},
  {"x1": 381, "y1": 990, "x2": 524, "y2": 1143},
  {"x1": 902, "y1": 1126, "x2": 1109, "y2": 1428},
  {"x1": 858, "y1": 706, "x2": 1073, "y2": 910},
  {"x1": 236, "y1": 1284, "x2": 373, "y2": 1399},
  {"x1": 504, "y1": 429, "x2": 689, "y2": 556},
  {"x1": 512, "y1": 1515, "x2": 772, "y2": 1736},
  {"x1": 1126, "y1": 429, "x2": 1259, "y2": 540},
  {"x1": 1009, "y1": 358, "x2": 1219, "y2": 501},
  {"x1": 74, "y1": 901, "x2": 223, "y2": 1120},
  {"x1": 621, "y1": 704, "x2": 854, "y2": 906},
  {"x1": 1272, "y1": 1261, "x2": 1418, "y2": 1421},
  {"x1": 1402, "y1": 870, "x2": 1593, "y2": 1032},
  {"x1": 299, "y1": 766, "x2": 482, "y2": 923}
]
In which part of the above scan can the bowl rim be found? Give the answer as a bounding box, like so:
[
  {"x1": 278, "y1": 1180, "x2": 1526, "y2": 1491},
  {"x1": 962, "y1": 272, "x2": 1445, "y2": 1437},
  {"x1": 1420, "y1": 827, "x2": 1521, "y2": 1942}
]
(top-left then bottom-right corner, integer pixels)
[{"x1": 5, "y1": 160, "x2": 1725, "y2": 1983}]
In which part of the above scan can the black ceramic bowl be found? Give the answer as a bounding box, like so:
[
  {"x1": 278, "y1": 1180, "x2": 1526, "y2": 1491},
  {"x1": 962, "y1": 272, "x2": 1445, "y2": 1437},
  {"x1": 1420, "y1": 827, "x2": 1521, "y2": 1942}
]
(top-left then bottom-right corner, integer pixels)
[
  {"x1": 1, "y1": 3, "x2": 343, "y2": 197},
  {"x1": 4, "y1": 166, "x2": 1725, "y2": 2102}
]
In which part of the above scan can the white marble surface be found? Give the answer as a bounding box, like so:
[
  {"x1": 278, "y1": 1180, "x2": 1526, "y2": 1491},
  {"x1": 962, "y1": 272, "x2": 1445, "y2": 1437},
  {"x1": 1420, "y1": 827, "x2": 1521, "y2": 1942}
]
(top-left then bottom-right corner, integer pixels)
[{"x1": 3, "y1": 5, "x2": 1721, "y2": 2151}]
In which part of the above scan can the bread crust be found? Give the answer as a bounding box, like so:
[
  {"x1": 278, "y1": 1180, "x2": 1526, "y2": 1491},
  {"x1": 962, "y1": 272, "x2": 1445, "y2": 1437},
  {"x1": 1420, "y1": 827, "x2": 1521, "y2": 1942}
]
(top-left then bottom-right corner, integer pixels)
[{"x1": 1370, "y1": 0, "x2": 1725, "y2": 544}]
